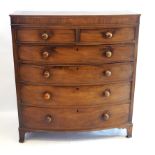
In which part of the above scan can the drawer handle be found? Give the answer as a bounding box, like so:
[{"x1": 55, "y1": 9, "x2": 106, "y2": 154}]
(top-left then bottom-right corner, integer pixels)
[
  {"x1": 104, "y1": 70, "x2": 112, "y2": 77},
  {"x1": 103, "y1": 90, "x2": 111, "y2": 97},
  {"x1": 105, "y1": 32, "x2": 113, "y2": 39},
  {"x1": 101, "y1": 113, "x2": 110, "y2": 121},
  {"x1": 42, "y1": 51, "x2": 49, "y2": 59},
  {"x1": 43, "y1": 92, "x2": 51, "y2": 100},
  {"x1": 104, "y1": 90, "x2": 111, "y2": 97},
  {"x1": 43, "y1": 70, "x2": 51, "y2": 78},
  {"x1": 105, "y1": 50, "x2": 112, "y2": 58},
  {"x1": 45, "y1": 115, "x2": 53, "y2": 123},
  {"x1": 41, "y1": 33, "x2": 49, "y2": 40}
]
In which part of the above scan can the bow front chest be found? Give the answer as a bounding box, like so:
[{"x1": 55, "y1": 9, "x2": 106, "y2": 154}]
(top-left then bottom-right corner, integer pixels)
[{"x1": 10, "y1": 11, "x2": 140, "y2": 142}]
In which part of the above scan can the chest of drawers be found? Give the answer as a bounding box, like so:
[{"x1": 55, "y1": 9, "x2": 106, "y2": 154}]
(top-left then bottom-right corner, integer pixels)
[{"x1": 10, "y1": 11, "x2": 140, "y2": 142}]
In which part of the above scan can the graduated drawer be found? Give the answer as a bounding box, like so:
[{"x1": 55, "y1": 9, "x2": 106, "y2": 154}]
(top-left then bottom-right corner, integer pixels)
[
  {"x1": 19, "y1": 63, "x2": 133, "y2": 84},
  {"x1": 20, "y1": 82, "x2": 131, "y2": 107},
  {"x1": 16, "y1": 28, "x2": 75, "y2": 43},
  {"x1": 21, "y1": 104, "x2": 129, "y2": 130},
  {"x1": 80, "y1": 27, "x2": 135, "y2": 43},
  {"x1": 18, "y1": 44, "x2": 134, "y2": 64}
]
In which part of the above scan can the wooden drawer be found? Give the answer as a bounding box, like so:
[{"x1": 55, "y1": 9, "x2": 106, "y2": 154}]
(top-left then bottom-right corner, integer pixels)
[
  {"x1": 80, "y1": 28, "x2": 135, "y2": 43},
  {"x1": 21, "y1": 104, "x2": 129, "y2": 130},
  {"x1": 19, "y1": 63, "x2": 133, "y2": 84},
  {"x1": 20, "y1": 82, "x2": 131, "y2": 107},
  {"x1": 18, "y1": 44, "x2": 134, "y2": 64},
  {"x1": 16, "y1": 29, "x2": 75, "y2": 43}
]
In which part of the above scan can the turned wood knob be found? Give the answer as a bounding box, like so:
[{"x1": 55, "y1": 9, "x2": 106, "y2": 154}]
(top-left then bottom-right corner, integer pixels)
[
  {"x1": 104, "y1": 70, "x2": 112, "y2": 77},
  {"x1": 105, "y1": 50, "x2": 112, "y2": 58},
  {"x1": 45, "y1": 115, "x2": 53, "y2": 123},
  {"x1": 104, "y1": 90, "x2": 111, "y2": 97},
  {"x1": 43, "y1": 92, "x2": 51, "y2": 100},
  {"x1": 43, "y1": 70, "x2": 51, "y2": 78},
  {"x1": 42, "y1": 51, "x2": 49, "y2": 58},
  {"x1": 105, "y1": 32, "x2": 113, "y2": 38},
  {"x1": 101, "y1": 113, "x2": 110, "y2": 121},
  {"x1": 41, "y1": 33, "x2": 49, "y2": 40}
]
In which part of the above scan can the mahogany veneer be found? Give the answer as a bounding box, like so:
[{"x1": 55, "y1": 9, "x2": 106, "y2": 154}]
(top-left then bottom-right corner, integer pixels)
[{"x1": 10, "y1": 11, "x2": 140, "y2": 142}]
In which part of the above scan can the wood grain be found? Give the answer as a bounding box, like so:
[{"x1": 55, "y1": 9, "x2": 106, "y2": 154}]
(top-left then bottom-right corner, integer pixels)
[
  {"x1": 19, "y1": 63, "x2": 133, "y2": 84},
  {"x1": 20, "y1": 82, "x2": 131, "y2": 107},
  {"x1": 21, "y1": 104, "x2": 129, "y2": 130},
  {"x1": 80, "y1": 28, "x2": 135, "y2": 42},
  {"x1": 16, "y1": 29, "x2": 75, "y2": 43},
  {"x1": 18, "y1": 44, "x2": 134, "y2": 64},
  {"x1": 10, "y1": 13, "x2": 140, "y2": 142}
]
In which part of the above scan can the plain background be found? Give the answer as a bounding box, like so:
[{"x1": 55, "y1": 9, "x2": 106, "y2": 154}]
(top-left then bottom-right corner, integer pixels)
[{"x1": 0, "y1": 0, "x2": 155, "y2": 154}]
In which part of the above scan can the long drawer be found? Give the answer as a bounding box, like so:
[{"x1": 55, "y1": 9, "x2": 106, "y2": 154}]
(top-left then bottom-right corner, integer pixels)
[
  {"x1": 21, "y1": 104, "x2": 129, "y2": 130},
  {"x1": 18, "y1": 44, "x2": 134, "y2": 64},
  {"x1": 20, "y1": 82, "x2": 131, "y2": 107},
  {"x1": 19, "y1": 63, "x2": 133, "y2": 84}
]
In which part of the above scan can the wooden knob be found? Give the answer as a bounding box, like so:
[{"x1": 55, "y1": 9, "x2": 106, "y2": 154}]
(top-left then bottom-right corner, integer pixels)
[
  {"x1": 104, "y1": 70, "x2": 112, "y2": 77},
  {"x1": 41, "y1": 33, "x2": 49, "y2": 40},
  {"x1": 43, "y1": 71, "x2": 50, "y2": 78},
  {"x1": 45, "y1": 115, "x2": 53, "y2": 123},
  {"x1": 104, "y1": 90, "x2": 111, "y2": 97},
  {"x1": 105, "y1": 50, "x2": 112, "y2": 58},
  {"x1": 105, "y1": 32, "x2": 113, "y2": 39},
  {"x1": 42, "y1": 51, "x2": 49, "y2": 59},
  {"x1": 101, "y1": 113, "x2": 110, "y2": 121},
  {"x1": 43, "y1": 92, "x2": 51, "y2": 100}
]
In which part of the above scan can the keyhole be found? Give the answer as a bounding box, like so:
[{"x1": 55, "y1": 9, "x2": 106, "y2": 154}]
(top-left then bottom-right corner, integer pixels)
[
  {"x1": 75, "y1": 47, "x2": 79, "y2": 51},
  {"x1": 77, "y1": 109, "x2": 79, "y2": 112},
  {"x1": 76, "y1": 87, "x2": 79, "y2": 90},
  {"x1": 76, "y1": 67, "x2": 79, "y2": 70}
]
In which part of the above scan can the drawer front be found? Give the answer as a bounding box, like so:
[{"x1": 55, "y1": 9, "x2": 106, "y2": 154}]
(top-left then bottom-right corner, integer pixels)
[
  {"x1": 80, "y1": 28, "x2": 135, "y2": 43},
  {"x1": 16, "y1": 29, "x2": 75, "y2": 43},
  {"x1": 19, "y1": 63, "x2": 133, "y2": 84},
  {"x1": 21, "y1": 104, "x2": 129, "y2": 130},
  {"x1": 18, "y1": 45, "x2": 134, "y2": 64},
  {"x1": 20, "y1": 83, "x2": 131, "y2": 106}
]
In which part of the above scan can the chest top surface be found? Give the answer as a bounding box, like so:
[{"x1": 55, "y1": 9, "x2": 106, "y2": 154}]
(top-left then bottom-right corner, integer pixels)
[{"x1": 10, "y1": 11, "x2": 140, "y2": 26}]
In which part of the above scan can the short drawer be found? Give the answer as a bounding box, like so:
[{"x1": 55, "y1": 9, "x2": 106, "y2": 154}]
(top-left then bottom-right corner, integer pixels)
[
  {"x1": 21, "y1": 104, "x2": 129, "y2": 130},
  {"x1": 16, "y1": 29, "x2": 75, "y2": 43},
  {"x1": 18, "y1": 44, "x2": 134, "y2": 64},
  {"x1": 20, "y1": 83, "x2": 131, "y2": 106},
  {"x1": 19, "y1": 63, "x2": 133, "y2": 84},
  {"x1": 80, "y1": 28, "x2": 135, "y2": 43}
]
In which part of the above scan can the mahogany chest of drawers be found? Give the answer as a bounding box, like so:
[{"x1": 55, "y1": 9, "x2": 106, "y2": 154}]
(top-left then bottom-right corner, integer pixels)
[{"x1": 10, "y1": 12, "x2": 140, "y2": 142}]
